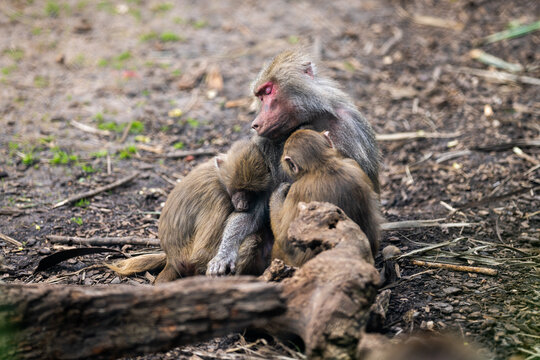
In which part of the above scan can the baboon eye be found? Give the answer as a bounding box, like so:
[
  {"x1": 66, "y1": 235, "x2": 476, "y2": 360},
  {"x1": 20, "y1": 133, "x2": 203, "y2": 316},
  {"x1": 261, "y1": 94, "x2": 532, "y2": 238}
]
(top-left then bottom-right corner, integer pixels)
[{"x1": 264, "y1": 85, "x2": 272, "y2": 95}]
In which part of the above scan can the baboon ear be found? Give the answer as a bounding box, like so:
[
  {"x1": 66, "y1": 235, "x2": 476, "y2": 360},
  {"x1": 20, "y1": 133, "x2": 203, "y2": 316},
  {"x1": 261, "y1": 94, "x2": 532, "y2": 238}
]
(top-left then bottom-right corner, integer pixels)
[
  {"x1": 214, "y1": 154, "x2": 226, "y2": 169},
  {"x1": 284, "y1": 156, "x2": 299, "y2": 174},
  {"x1": 302, "y1": 61, "x2": 316, "y2": 78},
  {"x1": 322, "y1": 131, "x2": 334, "y2": 148}
]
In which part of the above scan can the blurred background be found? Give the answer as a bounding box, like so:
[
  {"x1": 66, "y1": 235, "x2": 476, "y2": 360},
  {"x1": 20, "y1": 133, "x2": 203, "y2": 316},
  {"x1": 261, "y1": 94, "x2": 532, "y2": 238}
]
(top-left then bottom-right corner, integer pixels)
[{"x1": 0, "y1": 1, "x2": 538, "y2": 359}]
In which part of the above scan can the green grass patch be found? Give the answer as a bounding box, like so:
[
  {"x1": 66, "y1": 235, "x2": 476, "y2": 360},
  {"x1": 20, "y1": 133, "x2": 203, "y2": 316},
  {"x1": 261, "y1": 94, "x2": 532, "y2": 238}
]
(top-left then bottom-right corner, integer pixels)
[
  {"x1": 97, "y1": 51, "x2": 133, "y2": 69},
  {"x1": 75, "y1": 198, "x2": 90, "y2": 207},
  {"x1": 5, "y1": 48, "x2": 24, "y2": 61},
  {"x1": 129, "y1": 8, "x2": 142, "y2": 21},
  {"x1": 140, "y1": 31, "x2": 158, "y2": 42},
  {"x1": 287, "y1": 35, "x2": 299, "y2": 44},
  {"x1": 71, "y1": 217, "x2": 83, "y2": 225},
  {"x1": 33, "y1": 75, "x2": 49, "y2": 88},
  {"x1": 79, "y1": 163, "x2": 95, "y2": 173},
  {"x1": 118, "y1": 145, "x2": 137, "y2": 159},
  {"x1": 159, "y1": 32, "x2": 183, "y2": 42},
  {"x1": 40, "y1": 135, "x2": 55, "y2": 144},
  {"x1": 93, "y1": 112, "x2": 104, "y2": 122},
  {"x1": 173, "y1": 16, "x2": 185, "y2": 24},
  {"x1": 185, "y1": 117, "x2": 199, "y2": 128},
  {"x1": 1, "y1": 65, "x2": 17, "y2": 76},
  {"x1": 192, "y1": 19, "x2": 208, "y2": 29},
  {"x1": 97, "y1": 1, "x2": 114, "y2": 13},
  {"x1": 97, "y1": 121, "x2": 120, "y2": 132},
  {"x1": 8, "y1": 142, "x2": 19, "y2": 152},
  {"x1": 91, "y1": 150, "x2": 108, "y2": 158},
  {"x1": 130, "y1": 120, "x2": 144, "y2": 133},
  {"x1": 21, "y1": 152, "x2": 36, "y2": 166},
  {"x1": 50, "y1": 148, "x2": 78, "y2": 165},
  {"x1": 151, "y1": 3, "x2": 173, "y2": 12},
  {"x1": 76, "y1": 1, "x2": 89, "y2": 11},
  {"x1": 116, "y1": 51, "x2": 132, "y2": 61},
  {"x1": 173, "y1": 141, "x2": 184, "y2": 149},
  {"x1": 96, "y1": 119, "x2": 144, "y2": 134},
  {"x1": 97, "y1": 58, "x2": 109, "y2": 67},
  {"x1": 45, "y1": 1, "x2": 61, "y2": 17}
]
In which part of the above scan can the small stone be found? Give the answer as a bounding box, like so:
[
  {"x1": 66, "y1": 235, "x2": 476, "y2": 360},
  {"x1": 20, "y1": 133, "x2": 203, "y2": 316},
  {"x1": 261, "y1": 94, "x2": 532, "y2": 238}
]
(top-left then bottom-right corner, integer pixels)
[
  {"x1": 504, "y1": 323, "x2": 520, "y2": 333},
  {"x1": 432, "y1": 302, "x2": 453, "y2": 314},
  {"x1": 110, "y1": 277, "x2": 121, "y2": 284},
  {"x1": 38, "y1": 247, "x2": 51, "y2": 255},
  {"x1": 443, "y1": 286, "x2": 461, "y2": 295}
]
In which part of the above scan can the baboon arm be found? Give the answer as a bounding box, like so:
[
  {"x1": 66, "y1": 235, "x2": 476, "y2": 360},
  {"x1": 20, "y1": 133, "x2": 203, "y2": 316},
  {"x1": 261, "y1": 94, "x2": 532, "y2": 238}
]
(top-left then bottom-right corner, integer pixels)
[
  {"x1": 206, "y1": 202, "x2": 266, "y2": 276},
  {"x1": 269, "y1": 182, "x2": 290, "y2": 216}
]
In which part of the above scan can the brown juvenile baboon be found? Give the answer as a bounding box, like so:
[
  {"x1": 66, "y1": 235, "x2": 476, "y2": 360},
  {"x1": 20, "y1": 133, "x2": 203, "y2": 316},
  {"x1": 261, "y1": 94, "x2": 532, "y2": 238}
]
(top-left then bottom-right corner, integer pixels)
[
  {"x1": 219, "y1": 50, "x2": 381, "y2": 259},
  {"x1": 270, "y1": 129, "x2": 381, "y2": 267},
  {"x1": 106, "y1": 140, "x2": 271, "y2": 282}
]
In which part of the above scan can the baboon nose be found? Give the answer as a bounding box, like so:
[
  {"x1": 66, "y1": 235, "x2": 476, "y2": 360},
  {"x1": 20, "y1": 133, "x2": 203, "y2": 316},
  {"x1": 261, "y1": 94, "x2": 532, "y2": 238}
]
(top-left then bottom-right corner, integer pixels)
[{"x1": 252, "y1": 123, "x2": 259, "y2": 130}]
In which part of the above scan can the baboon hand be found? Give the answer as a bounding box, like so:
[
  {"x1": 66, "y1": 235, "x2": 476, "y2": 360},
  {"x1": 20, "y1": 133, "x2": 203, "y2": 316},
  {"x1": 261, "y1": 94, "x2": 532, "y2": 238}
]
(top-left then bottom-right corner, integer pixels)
[{"x1": 206, "y1": 252, "x2": 237, "y2": 276}]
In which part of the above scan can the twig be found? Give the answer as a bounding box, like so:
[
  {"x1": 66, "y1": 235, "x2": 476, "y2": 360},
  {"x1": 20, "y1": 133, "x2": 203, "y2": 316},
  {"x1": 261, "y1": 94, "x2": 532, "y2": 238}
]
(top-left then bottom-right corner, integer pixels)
[
  {"x1": 381, "y1": 219, "x2": 474, "y2": 231},
  {"x1": 376, "y1": 131, "x2": 461, "y2": 141},
  {"x1": 0, "y1": 208, "x2": 25, "y2": 216},
  {"x1": 395, "y1": 6, "x2": 463, "y2": 31},
  {"x1": 164, "y1": 149, "x2": 217, "y2": 159},
  {"x1": 380, "y1": 27, "x2": 403, "y2": 55},
  {"x1": 397, "y1": 238, "x2": 464, "y2": 260},
  {"x1": 436, "y1": 150, "x2": 472, "y2": 164},
  {"x1": 106, "y1": 154, "x2": 112, "y2": 174},
  {"x1": 181, "y1": 88, "x2": 200, "y2": 116},
  {"x1": 52, "y1": 172, "x2": 139, "y2": 208},
  {"x1": 46, "y1": 235, "x2": 160, "y2": 247},
  {"x1": 439, "y1": 201, "x2": 467, "y2": 218},
  {"x1": 119, "y1": 121, "x2": 132, "y2": 143},
  {"x1": 513, "y1": 103, "x2": 540, "y2": 116},
  {"x1": 71, "y1": 120, "x2": 111, "y2": 136},
  {"x1": 0, "y1": 232, "x2": 23, "y2": 248},
  {"x1": 472, "y1": 138, "x2": 540, "y2": 152},
  {"x1": 451, "y1": 66, "x2": 540, "y2": 86},
  {"x1": 482, "y1": 20, "x2": 540, "y2": 44},
  {"x1": 137, "y1": 144, "x2": 163, "y2": 154},
  {"x1": 525, "y1": 164, "x2": 540, "y2": 175},
  {"x1": 459, "y1": 186, "x2": 539, "y2": 209},
  {"x1": 513, "y1": 147, "x2": 539, "y2": 166},
  {"x1": 411, "y1": 259, "x2": 497, "y2": 275},
  {"x1": 470, "y1": 238, "x2": 531, "y2": 256},
  {"x1": 470, "y1": 49, "x2": 523, "y2": 73}
]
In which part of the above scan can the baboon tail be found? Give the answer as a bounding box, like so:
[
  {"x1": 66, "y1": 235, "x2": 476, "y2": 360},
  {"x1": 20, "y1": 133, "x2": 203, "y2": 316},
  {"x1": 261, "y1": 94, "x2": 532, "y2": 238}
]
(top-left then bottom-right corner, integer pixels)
[{"x1": 106, "y1": 253, "x2": 167, "y2": 276}]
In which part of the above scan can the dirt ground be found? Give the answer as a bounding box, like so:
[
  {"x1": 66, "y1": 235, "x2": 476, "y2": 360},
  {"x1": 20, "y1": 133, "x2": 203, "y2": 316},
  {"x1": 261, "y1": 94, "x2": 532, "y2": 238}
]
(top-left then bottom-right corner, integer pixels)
[{"x1": 0, "y1": 0, "x2": 539, "y2": 359}]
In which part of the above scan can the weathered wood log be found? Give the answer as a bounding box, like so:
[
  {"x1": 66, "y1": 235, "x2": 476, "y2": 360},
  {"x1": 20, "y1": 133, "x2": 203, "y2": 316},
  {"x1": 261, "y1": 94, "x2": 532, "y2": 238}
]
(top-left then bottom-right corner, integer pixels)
[
  {"x1": 264, "y1": 201, "x2": 381, "y2": 360},
  {"x1": 0, "y1": 277, "x2": 285, "y2": 360}
]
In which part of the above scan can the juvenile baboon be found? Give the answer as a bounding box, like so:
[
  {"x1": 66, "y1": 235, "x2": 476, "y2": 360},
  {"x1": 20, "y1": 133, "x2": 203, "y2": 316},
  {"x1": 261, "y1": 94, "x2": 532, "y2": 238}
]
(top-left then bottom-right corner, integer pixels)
[
  {"x1": 270, "y1": 129, "x2": 381, "y2": 267},
  {"x1": 107, "y1": 140, "x2": 271, "y2": 282}
]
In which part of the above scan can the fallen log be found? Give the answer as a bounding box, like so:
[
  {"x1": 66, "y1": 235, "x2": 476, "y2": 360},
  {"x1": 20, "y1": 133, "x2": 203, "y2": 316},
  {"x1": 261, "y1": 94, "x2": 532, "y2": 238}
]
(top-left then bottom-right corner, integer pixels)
[
  {"x1": 263, "y1": 201, "x2": 381, "y2": 359},
  {"x1": 0, "y1": 277, "x2": 285, "y2": 360},
  {"x1": 1, "y1": 202, "x2": 381, "y2": 359}
]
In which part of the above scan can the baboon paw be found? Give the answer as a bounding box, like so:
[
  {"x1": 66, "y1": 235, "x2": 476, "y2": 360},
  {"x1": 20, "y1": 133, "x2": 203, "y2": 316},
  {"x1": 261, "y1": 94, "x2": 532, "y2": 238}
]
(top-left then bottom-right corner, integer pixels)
[{"x1": 206, "y1": 254, "x2": 236, "y2": 276}]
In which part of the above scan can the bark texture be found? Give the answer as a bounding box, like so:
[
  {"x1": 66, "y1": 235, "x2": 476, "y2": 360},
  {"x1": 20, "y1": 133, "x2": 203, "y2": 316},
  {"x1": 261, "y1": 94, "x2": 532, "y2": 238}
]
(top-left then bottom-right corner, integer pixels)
[
  {"x1": 0, "y1": 277, "x2": 284, "y2": 360},
  {"x1": 266, "y1": 201, "x2": 381, "y2": 359}
]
